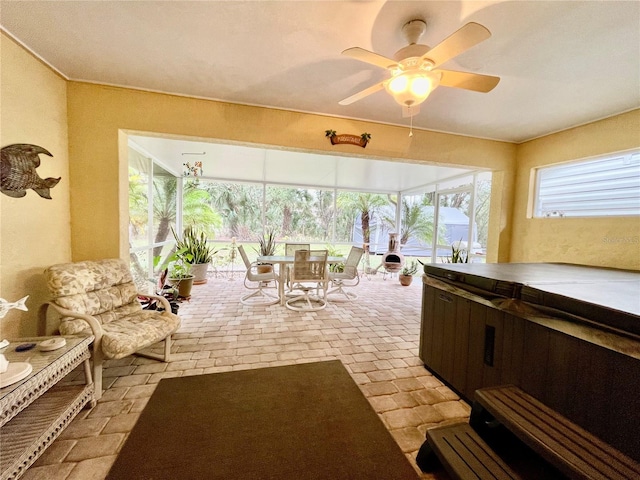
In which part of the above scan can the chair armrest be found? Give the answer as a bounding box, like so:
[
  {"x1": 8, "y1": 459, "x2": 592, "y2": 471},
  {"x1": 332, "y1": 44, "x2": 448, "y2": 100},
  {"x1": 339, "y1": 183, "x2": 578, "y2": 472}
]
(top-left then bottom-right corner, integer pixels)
[
  {"x1": 250, "y1": 260, "x2": 267, "y2": 269},
  {"x1": 44, "y1": 302, "x2": 104, "y2": 343},
  {"x1": 138, "y1": 292, "x2": 176, "y2": 316}
]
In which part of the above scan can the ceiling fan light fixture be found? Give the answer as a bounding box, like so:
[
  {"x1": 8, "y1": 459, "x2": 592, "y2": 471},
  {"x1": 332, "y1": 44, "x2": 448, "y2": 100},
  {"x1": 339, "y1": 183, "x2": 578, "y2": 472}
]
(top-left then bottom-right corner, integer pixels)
[
  {"x1": 387, "y1": 75, "x2": 409, "y2": 94},
  {"x1": 385, "y1": 71, "x2": 441, "y2": 107},
  {"x1": 339, "y1": 21, "x2": 498, "y2": 110},
  {"x1": 410, "y1": 76, "x2": 431, "y2": 96}
]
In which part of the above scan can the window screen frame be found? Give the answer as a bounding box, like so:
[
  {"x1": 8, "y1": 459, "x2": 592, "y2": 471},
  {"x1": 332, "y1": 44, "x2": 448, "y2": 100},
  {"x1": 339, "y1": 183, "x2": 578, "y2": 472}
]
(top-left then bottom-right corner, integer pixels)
[{"x1": 533, "y1": 149, "x2": 640, "y2": 218}]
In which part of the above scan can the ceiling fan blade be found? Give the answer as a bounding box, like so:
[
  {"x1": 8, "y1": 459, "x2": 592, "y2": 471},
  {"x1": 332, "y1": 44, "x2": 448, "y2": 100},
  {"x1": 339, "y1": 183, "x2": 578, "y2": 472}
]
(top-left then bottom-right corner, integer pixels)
[
  {"x1": 339, "y1": 81, "x2": 385, "y2": 105},
  {"x1": 422, "y1": 22, "x2": 491, "y2": 68},
  {"x1": 438, "y1": 69, "x2": 500, "y2": 92},
  {"x1": 342, "y1": 47, "x2": 398, "y2": 70}
]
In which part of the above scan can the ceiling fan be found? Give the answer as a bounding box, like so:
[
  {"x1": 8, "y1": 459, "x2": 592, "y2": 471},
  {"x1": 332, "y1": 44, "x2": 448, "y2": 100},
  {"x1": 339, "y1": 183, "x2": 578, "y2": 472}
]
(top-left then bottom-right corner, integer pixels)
[{"x1": 339, "y1": 20, "x2": 500, "y2": 117}]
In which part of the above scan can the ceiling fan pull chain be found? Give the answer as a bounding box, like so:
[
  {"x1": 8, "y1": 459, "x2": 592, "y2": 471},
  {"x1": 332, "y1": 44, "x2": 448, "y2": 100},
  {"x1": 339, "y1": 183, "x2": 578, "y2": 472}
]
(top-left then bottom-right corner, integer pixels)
[{"x1": 409, "y1": 110, "x2": 414, "y2": 137}]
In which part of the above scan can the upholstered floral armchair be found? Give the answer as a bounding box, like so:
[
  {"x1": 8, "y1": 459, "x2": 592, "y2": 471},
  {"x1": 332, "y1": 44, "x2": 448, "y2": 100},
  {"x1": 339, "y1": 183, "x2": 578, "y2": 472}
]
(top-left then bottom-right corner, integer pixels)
[{"x1": 40, "y1": 258, "x2": 181, "y2": 400}]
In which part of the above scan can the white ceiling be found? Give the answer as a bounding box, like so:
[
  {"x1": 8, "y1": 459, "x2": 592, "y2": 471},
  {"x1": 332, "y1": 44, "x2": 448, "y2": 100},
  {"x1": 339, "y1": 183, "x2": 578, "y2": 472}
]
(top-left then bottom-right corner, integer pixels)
[{"x1": 2, "y1": 0, "x2": 639, "y2": 144}]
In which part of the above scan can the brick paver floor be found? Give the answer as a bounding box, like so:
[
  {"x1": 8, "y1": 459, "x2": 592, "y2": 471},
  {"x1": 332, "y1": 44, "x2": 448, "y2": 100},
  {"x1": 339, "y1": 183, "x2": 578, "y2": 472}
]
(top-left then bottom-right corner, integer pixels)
[{"x1": 25, "y1": 272, "x2": 464, "y2": 479}]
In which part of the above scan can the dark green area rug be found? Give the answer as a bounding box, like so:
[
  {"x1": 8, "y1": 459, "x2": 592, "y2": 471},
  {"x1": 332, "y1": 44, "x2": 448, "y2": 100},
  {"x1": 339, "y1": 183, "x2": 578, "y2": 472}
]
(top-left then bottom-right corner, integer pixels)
[{"x1": 107, "y1": 360, "x2": 419, "y2": 479}]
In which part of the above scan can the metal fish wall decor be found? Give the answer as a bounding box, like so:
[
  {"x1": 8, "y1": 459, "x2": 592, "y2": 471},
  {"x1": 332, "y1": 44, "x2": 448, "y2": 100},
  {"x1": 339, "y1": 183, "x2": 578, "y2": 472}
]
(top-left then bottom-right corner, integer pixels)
[{"x1": 0, "y1": 144, "x2": 61, "y2": 199}]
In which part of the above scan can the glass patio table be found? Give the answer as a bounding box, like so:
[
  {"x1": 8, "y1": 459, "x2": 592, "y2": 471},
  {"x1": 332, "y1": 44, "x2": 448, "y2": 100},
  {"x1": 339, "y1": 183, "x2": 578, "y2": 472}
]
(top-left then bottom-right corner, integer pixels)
[{"x1": 257, "y1": 255, "x2": 345, "y2": 306}]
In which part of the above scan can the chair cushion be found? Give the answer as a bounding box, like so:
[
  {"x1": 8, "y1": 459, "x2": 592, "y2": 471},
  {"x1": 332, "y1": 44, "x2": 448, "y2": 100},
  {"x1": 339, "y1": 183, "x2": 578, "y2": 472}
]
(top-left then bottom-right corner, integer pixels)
[
  {"x1": 58, "y1": 300, "x2": 142, "y2": 335},
  {"x1": 46, "y1": 258, "x2": 181, "y2": 359},
  {"x1": 45, "y1": 258, "x2": 133, "y2": 297},
  {"x1": 44, "y1": 258, "x2": 142, "y2": 327},
  {"x1": 60, "y1": 309, "x2": 181, "y2": 360}
]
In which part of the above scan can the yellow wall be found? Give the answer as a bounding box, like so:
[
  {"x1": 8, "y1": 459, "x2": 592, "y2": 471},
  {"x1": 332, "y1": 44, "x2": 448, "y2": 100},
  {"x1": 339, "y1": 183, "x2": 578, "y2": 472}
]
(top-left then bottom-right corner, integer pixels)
[
  {"x1": 66, "y1": 82, "x2": 516, "y2": 263},
  {"x1": 0, "y1": 34, "x2": 71, "y2": 337},
  {"x1": 511, "y1": 110, "x2": 640, "y2": 270}
]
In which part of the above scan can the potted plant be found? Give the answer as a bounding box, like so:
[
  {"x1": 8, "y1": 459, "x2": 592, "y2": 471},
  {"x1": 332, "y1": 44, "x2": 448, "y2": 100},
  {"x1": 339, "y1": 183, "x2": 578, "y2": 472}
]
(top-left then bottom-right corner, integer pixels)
[
  {"x1": 446, "y1": 240, "x2": 469, "y2": 263},
  {"x1": 167, "y1": 259, "x2": 195, "y2": 298},
  {"x1": 172, "y1": 226, "x2": 224, "y2": 284},
  {"x1": 255, "y1": 229, "x2": 277, "y2": 273},
  {"x1": 399, "y1": 260, "x2": 418, "y2": 286},
  {"x1": 325, "y1": 244, "x2": 345, "y2": 273}
]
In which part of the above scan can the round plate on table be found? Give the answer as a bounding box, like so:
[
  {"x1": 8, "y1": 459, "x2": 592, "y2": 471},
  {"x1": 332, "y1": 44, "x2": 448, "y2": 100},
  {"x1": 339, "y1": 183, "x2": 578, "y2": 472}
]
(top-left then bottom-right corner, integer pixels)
[
  {"x1": 38, "y1": 337, "x2": 67, "y2": 352},
  {"x1": 0, "y1": 362, "x2": 33, "y2": 388}
]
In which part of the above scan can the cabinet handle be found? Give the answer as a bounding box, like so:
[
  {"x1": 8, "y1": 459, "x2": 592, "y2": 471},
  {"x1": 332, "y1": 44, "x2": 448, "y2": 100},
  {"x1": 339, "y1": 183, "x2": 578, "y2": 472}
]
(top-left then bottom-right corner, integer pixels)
[{"x1": 438, "y1": 293, "x2": 453, "y2": 303}]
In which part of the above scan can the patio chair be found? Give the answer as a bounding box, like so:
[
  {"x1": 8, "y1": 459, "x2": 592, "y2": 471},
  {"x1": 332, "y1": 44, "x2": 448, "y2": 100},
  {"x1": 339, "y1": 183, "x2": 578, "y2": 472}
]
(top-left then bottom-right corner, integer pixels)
[
  {"x1": 39, "y1": 258, "x2": 181, "y2": 400},
  {"x1": 238, "y1": 245, "x2": 280, "y2": 306},
  {"x1": 284, "y1": 243, "x2": 310, "y2": 294},
  {"x1": 327, "y1": 246, "x2": 365, "y2": 302},
  {"x1": 285, "y1": 249, "x2": 329, "y2": 311}
]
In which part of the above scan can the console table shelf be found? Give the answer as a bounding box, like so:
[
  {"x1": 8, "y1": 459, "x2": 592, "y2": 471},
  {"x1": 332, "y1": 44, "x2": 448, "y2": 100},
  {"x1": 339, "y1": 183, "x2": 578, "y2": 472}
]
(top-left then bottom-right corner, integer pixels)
[{"x1": 0, "y1": 336, "x2": 94, "y2": 480}]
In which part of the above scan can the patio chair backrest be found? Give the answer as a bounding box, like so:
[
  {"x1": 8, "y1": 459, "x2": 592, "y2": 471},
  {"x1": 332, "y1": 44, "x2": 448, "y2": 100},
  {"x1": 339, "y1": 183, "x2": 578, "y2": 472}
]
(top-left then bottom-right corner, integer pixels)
[
  {"x1": 291, "y1": 249, "x2": 327, "y2": 282},
  {"x1": 238, "y1": 245, "x2": 251, "y2": 269},
  {"x1": 285, "y1": 243, "x2": 310, "y2": 257},
  {"x1": 344, "y1": 246, "x2": 365, "y2": 277},
  {"x1": 43, "y1": 258, "x2": 142, "y2": 334}
]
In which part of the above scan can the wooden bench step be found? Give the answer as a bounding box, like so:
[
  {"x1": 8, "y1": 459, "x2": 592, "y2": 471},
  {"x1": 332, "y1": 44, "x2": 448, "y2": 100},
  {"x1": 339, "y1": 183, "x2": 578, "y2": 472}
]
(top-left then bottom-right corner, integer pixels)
[
  {"x1": 419, "y1": 421, "x2": 523, "y2": 480},
  {"x1": 473, "y1": 385, "x2": 640, "y2": 480}
]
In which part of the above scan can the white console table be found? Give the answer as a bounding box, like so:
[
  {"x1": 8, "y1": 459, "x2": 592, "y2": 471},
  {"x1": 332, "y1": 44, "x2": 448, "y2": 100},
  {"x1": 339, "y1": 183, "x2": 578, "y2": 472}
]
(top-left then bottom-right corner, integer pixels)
[{"x1": 0, "y1": 336, "x2": 94, "y2": 480}]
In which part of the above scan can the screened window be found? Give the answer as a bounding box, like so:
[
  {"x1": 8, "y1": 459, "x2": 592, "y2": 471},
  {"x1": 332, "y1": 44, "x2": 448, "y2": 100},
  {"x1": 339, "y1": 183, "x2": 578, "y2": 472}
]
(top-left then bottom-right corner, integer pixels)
[
  {"x1": 534, "y1": 151, "x2": 640, "y2": 217},
  {"x1": 128, "y1": 147, "x2": 179, "y2": 285}
]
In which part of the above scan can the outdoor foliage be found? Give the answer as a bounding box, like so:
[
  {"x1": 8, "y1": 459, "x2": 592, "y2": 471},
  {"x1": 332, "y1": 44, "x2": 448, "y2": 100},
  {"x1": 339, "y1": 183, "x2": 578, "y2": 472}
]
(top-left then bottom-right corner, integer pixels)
[
  {"x1": 446, "y1": 241, "x2": 469, "y2": 263},
  {"x1": 172, "y1": 225, "x2": 224, "y2": 264},
  {"x1": 255, "y1": 229, "x2": 277, "y2": 256},
  {"x1": 401, "y1": 259, "x2": 419, "y2": 276},
  {"x1": 337, "y1": 192, "x2": 391, "y2": 250},
  {"x1": 383, "y1": 195, "x2": 442, "y2": 246},
  {"x1": 129, "y1": 148, "x2": 492, "y2": 280}
]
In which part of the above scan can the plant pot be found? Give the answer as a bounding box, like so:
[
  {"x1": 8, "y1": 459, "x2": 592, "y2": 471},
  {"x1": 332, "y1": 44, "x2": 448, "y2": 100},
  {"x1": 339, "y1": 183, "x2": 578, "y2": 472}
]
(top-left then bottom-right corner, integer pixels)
[
  {"x1": 399, "y1": 274, "x2": 413, "y2": 286},
  {"x1": 257, "y1": 264, "x2": 273, "y2": 274},
  {"x1": 168, "y1": 275, "x2": 195, "y2": 298},
  {"x1": 190, "y1": 263, "x2": 209, "y2": 284}
]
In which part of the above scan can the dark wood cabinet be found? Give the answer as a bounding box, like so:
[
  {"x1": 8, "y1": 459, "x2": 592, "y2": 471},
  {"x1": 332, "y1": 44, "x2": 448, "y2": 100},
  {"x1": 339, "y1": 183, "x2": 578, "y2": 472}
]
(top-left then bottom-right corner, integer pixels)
[
  {"x1": 420, "y1": 273, "x2": 640, "y2": 462},
  {"x1": 420, "y1": 283, "x2": 525, "y2": 401}
]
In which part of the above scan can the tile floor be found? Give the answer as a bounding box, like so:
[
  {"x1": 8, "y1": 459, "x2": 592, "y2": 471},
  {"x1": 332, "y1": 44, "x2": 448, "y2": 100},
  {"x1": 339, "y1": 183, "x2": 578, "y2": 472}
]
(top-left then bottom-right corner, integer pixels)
[{"x1": 25, "y1": 272, "x2": 467, "y2": 480}]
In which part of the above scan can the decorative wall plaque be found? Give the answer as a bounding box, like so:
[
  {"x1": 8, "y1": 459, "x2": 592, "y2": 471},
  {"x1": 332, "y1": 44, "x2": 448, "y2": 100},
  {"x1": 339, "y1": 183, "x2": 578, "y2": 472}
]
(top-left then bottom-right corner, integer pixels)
[
  {"x1": 325, "y1": 130, "x2": 371, "y2": 148},
  {"x1": 0, "y1": 144, "x2": 61, "y2": 199}
]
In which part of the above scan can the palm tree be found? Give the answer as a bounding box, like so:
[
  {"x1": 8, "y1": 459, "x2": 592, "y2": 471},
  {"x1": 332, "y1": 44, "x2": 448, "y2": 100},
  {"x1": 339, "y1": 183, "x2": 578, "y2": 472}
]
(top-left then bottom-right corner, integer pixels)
[
  {"x1": 265, "y1": 187, "x2": 312, "y2": 238},
  {"x1": 150, "y1": 178, "x2": 222, "y2": 265},
  {"x1": 182, "y1": 180, "x2": 222, "y2": 234},
  {"x1": 337, "y1": 192, "x2": 389, "y2": 252},
  {"x1": 312, "y1": 190, "x2": 334, "y2": 241},
  {"x1": 207, "y1": 182, "x2": 261, "y2": 239},
  {"x1": 151, "y1": 175, "x2": 178, "y2": 259},
  {"x1": 382, "y1": 197, "x2": 438, "y2": 246}
]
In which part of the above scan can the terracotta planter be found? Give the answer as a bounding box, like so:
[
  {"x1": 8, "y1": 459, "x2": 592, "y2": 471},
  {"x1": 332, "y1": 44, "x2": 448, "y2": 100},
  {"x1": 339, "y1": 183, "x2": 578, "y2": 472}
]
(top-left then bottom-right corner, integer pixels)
[
  {"x1": 399, "y1": 274, "x2": 413, "y2": 286},
  {"x1": 257, "y1": 264, "x2": 273, "y2": 274},
  {"x1": 191, "y1": 263, "x2": 209, "y2": 284}
]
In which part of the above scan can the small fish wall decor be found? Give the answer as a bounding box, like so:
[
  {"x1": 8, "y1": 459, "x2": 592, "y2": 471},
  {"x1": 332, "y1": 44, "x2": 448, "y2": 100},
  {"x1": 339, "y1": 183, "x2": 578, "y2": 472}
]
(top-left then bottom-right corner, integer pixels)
[{"x1": 0, "y1": 144, "x2": 61, "y2": 199}]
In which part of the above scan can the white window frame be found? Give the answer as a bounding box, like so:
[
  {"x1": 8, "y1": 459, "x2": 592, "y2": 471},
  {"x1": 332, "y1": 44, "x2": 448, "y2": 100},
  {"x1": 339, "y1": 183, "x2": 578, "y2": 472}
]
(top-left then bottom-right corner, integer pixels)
[{"x1": 533, "y1": 149, "x2": 640, "y2": 218}]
